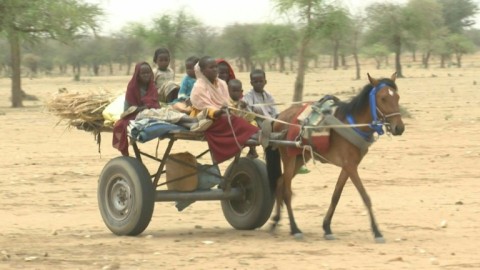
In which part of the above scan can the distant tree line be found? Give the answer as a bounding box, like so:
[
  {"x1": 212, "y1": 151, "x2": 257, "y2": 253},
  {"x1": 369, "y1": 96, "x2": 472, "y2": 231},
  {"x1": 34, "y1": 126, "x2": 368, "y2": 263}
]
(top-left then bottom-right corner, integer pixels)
[{"x1": 0, "y1": 0, "x2": 479, "y2": 106}]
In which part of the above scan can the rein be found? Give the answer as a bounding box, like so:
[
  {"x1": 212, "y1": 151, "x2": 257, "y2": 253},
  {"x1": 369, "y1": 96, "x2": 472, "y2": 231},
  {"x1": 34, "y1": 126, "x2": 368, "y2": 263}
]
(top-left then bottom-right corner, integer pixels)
[{"x1": 227, "y1": 85, "x2": 401, "y2": 139}]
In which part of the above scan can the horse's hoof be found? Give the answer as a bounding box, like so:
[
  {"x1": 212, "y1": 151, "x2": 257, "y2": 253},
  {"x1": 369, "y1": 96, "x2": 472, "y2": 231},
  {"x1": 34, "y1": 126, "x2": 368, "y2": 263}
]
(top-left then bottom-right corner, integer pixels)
[
  {"x1": 269, "y1": 224, "x2": 277, "y2": 235},
  {"x1": 324, "y1": 234, "x2": 335, "y2": 240},
  {"x1": 375, "y1": 237, "x2": 386, "y2": 244},
  {"x1": 293, "y1": 232, "x2": 303, "y2": 240}
]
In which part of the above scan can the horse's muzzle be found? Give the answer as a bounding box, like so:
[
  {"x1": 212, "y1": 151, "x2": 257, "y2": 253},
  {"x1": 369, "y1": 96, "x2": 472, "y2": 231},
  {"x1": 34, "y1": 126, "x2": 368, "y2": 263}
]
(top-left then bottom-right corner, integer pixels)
[{"x1": 390, "y1": 123, "x2": 405, "y2": 135}]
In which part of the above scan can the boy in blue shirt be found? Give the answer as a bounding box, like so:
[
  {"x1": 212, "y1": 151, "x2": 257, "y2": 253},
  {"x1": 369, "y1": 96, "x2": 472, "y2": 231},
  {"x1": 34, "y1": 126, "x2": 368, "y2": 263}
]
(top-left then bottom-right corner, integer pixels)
[{"x1": 172, "y1": 56, "x2": 199, "y2": 114}]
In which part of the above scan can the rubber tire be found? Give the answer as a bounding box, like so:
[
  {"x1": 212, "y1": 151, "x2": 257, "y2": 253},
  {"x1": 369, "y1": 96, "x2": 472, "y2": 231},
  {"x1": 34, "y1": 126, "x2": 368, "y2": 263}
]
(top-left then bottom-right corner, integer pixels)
[
  {"x1": 221, "y1": 157, "x2": 274, "y2": 230},
  {"x1": 98, "y1": 156, "x2": 155, "y2": 236}
]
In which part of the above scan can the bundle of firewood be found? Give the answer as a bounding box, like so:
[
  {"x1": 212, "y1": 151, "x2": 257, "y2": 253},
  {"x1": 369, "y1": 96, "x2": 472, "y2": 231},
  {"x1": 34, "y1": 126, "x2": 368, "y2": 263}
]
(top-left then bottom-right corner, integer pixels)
[{"x1": 46, "y1": 89, "x2": 115, "y2": 133}]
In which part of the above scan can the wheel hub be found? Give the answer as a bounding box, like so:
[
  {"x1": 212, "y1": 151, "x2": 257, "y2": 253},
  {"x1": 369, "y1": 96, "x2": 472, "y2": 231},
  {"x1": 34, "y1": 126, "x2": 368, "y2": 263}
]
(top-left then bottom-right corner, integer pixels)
[
  {"x1": 109, "y1": 178, "x2": 132, "y2": 218},
  {"x1": 229, "y1": 174, "x2": 254, "y2": 214}
]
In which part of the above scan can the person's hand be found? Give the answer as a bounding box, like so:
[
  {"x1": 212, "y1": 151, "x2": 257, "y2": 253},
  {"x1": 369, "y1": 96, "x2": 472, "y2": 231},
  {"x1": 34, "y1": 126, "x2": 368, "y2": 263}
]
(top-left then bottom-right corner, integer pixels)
[
  {"x1": 213, "y1": 110, "x2": 223, "y2": 118},
  {"x1": 239, "y1": 100, "x2": 248, "y2": 109},
  {"x1": 252, "y1": 106, "x2": 263, "y2": 114},
  {"x1": 213, "y1": 106, "x2": 227, "y2": 118}
]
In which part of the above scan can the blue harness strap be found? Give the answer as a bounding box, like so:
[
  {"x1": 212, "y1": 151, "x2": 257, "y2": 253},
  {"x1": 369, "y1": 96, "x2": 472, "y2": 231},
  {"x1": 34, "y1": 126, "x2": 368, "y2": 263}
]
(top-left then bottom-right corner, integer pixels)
[
  {"x1": 346, "y1": 114, "x2": 373, "y2": 141},
  {"x1": 368, "y1": 83, "x2": 385, "y2": 135},
  {"x1": 346, "y1": 83, "x2": 387, "y2": 140}
]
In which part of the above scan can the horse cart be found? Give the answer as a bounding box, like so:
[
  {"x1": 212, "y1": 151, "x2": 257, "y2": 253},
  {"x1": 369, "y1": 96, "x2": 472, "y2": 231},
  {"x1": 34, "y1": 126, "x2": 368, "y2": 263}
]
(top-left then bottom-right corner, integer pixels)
[{"x1": 97, "y1": 130, "x2": 277, "y2": 236}]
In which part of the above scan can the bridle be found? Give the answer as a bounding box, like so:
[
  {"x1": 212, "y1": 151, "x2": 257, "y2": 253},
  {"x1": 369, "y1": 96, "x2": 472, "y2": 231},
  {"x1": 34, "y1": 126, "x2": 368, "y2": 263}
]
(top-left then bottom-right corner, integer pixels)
[
  {"x1": 372, "y1": 84, "x2": 401, "y2": 134},
  {"x1": 376, "y1": 107, "x2": 401, "y2": 134},
  {"x1": 347, "y1": 82, "x2": 401, "y2": 139}
]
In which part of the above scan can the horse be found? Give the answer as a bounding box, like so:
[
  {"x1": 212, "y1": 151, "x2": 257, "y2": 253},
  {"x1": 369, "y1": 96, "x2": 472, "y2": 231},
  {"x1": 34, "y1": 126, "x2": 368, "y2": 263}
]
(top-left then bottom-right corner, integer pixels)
[{"x1": 266, "y1": 73, "x2": 404, "y2": 243}]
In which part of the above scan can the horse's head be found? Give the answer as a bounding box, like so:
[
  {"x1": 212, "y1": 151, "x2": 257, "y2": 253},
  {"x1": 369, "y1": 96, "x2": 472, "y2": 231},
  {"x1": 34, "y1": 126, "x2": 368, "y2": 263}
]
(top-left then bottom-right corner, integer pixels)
[{"x1": 368, "y1": 73, "x2": 405, "y2": 136}]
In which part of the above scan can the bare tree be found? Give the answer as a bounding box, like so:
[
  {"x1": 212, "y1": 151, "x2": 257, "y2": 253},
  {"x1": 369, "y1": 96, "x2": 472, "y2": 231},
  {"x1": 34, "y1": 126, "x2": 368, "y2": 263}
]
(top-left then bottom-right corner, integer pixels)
[{"x1": 274, "y1": 0, "x2": 325, "y2": 102}]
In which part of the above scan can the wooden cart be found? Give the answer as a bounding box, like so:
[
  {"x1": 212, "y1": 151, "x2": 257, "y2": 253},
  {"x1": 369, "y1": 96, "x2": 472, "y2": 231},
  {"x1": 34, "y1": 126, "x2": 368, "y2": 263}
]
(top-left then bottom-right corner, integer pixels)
[{"x1": 97, "y1": 131, "x2": 276, "y2": 236}]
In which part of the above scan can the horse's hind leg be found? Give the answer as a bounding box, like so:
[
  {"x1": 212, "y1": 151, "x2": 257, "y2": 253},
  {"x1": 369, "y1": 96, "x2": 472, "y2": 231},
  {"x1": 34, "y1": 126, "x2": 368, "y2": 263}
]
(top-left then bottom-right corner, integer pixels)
[
  {"x1": 283, "y1": 164, "x2": 303, "y2": 239},
  {"x1": 284, "y1": 155, "x2": 306, "y2": 238},
  {"x1": 323, "y1": 169, "x2": 349, "y2": 240},
  {"x1": 270, "y1": 174, "x2": 284, "y2": 234},
  {"x1": 270, "y1": 153, "x2": 298, "y2": 235},
  {"x1": 349, "y1": 169, "x2": 385, "y2": 243}
]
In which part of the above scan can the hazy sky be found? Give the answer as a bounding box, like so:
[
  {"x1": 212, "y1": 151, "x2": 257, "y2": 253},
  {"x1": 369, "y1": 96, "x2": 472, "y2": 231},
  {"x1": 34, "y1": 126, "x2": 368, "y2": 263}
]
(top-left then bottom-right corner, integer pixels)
[
  {"x1": 86, "y1": 0, "x2": 398, "y2": 33},
  {"x1": 87, "y1": 0, "x2": 479, "y2": 34}
]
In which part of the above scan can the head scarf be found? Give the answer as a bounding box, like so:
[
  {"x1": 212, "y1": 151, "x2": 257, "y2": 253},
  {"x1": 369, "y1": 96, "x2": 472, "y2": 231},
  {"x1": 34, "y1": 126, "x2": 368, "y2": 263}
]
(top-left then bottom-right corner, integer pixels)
[
  {"x1": 190, "y1": 62, "x2": 229, "y2": 111},
  {"x1": 158, "y1": 81, "x2": 180, "y2": 103},
  {"x1": 216, "y1": 59, "x2": 236, "y2": 81},
  {"x1": 113, "y1": 62, "x2": 158, "y2": 156},
  {"x1": 125, "y1": 62, "x2": 159, "y2": 109}
]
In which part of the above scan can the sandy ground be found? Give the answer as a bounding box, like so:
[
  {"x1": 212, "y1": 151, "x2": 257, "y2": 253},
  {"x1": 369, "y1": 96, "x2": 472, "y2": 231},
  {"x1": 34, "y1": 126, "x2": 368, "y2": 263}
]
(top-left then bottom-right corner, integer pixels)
[{"x1": 0, "y1": 63, "x2": 479, "y2": 270}]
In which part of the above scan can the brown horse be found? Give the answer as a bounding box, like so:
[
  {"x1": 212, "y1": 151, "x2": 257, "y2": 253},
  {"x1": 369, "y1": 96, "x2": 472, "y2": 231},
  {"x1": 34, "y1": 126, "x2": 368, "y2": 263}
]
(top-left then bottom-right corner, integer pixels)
[{"x1": 267, "y1": 73, "x2": 404, "y2": 243}]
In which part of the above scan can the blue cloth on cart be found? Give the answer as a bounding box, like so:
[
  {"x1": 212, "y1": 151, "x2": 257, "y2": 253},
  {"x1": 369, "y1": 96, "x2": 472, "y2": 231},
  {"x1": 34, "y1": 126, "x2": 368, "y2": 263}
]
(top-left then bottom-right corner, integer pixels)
[{"x1": 128, "y1": 118, "x2": 187, "y2": 143}]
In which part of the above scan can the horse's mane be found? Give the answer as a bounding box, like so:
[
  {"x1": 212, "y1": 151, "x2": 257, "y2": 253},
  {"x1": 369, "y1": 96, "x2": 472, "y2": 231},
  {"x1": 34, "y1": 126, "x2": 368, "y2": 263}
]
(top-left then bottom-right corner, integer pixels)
[{"x1": 336, "y1": 78, "x2": 397, "y2": 120}]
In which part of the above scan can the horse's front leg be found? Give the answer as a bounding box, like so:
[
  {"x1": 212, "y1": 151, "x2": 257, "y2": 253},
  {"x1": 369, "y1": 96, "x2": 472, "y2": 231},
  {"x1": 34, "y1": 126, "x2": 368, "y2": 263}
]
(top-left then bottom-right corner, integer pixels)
[
  {"x1": 323, "y1": 168, "x2": 349, "y2": 240},
  {"x1": 349, "y1": 168, "x2": 385, "y2": 243}
]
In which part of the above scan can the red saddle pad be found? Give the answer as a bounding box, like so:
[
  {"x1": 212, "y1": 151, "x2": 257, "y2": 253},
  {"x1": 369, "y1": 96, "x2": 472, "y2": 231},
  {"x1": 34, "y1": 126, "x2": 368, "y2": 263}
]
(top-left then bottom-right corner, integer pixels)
[{"x1": 286, "y1": 104, "x2": 330, "y2": 157}]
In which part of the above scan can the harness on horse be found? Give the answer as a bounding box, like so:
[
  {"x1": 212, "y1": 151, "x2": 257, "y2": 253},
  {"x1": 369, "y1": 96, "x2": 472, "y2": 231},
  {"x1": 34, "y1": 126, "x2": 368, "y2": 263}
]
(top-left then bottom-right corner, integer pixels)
[
  {"x1": 297, "y1": 95, "x2": 338, "y2": 145},
  {"x1": 290, "y1": 83, "x2": 401, "y2": 157},
  {"x1": 296, "y1": 93, "x2": 376, "y2": 155}
]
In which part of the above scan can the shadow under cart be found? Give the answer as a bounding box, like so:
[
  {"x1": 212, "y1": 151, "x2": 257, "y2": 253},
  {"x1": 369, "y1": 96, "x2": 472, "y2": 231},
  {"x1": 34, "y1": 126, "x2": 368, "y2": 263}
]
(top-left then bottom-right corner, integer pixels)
[{"x1": 97, "y1": 130, "x2": 275, "y2": 236}]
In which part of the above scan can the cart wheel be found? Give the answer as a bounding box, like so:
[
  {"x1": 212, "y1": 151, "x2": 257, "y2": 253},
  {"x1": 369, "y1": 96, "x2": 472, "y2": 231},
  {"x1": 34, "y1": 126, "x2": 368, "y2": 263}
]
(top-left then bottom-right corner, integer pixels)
[
  {"x1": 221, "y1": 157, "x2": 274, "y2": 230},
  {"x1": 98, "y1": 156, "x2": 155, "y2": 236}
]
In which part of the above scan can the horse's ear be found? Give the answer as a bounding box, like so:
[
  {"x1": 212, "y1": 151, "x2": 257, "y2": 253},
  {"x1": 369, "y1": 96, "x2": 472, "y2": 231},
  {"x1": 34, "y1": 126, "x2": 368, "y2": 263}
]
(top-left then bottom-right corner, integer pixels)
[
  {"x1": 367, "y1": 73, "x2": 379, "y2": 86},
  {"x1": 390, "y1": 72, "x2": 397, "y2": 82}
]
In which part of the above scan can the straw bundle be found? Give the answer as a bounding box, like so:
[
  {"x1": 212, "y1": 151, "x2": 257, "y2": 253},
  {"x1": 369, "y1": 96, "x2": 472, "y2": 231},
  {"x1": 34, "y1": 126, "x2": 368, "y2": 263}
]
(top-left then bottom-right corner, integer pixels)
[{"x1": 46, "y1": 90, "x2": 115, "y2": 133}]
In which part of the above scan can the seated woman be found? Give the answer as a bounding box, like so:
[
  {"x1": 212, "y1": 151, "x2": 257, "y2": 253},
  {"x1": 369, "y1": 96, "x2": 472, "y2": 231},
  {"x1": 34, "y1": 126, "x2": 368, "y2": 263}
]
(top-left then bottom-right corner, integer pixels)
[
  {"x1": 113, "y1": 62, "x2": 160, "y2": 156},
  {"x1": 112, "y1": 62, "x2": 210, "y2": 156},
  {"x1": 190, "y1": 56, "x2": 260, "y2": 163}
]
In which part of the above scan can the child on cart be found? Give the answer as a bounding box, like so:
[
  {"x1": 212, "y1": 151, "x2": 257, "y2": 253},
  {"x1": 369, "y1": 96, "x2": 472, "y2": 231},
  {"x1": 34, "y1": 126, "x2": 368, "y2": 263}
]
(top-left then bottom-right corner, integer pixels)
[
  {"x1": 227, "y1": 79, "x2": 259, "y2": 158},
  {"x1": 171, "y1": 56, "x2": 200, "y2": 114},
  {"x1": 242, "y1": 69, "x2": 278, "y2": 159}
]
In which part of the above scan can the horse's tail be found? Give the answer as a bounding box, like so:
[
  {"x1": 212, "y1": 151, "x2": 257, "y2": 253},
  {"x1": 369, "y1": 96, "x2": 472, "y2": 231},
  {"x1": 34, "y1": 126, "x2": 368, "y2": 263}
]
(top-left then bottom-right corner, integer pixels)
[{"x1": 265, "y1": 146, "x2": 281, "y2": 193}]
